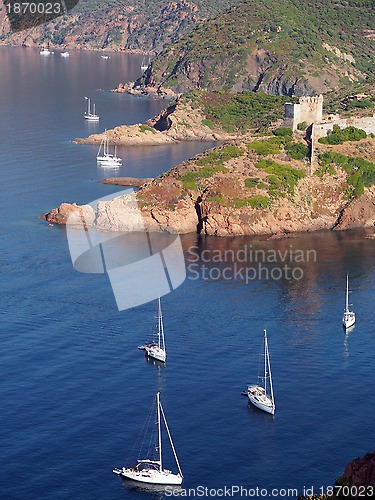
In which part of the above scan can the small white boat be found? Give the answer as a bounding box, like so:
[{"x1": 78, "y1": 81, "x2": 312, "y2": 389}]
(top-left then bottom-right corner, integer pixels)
[
  {"x1": 101, "y1": 55, "x2": 110, "y2": 59},
  {"x1": 84, "y1": 97, "x2": 99, "y2": 121},
  {"x1": 61, "y1": 51, "x2": 70, "y2": 57},
  {"x1": 113, "y1": 392, "x2": 183, "y2": 485},
  {"x1": 247, "y1": 329, "x2": 275, "y2": 415},
  {"x1": 144, "y1": 298, "x2": 166, "y2": 363},
  {"x1": 40, "y1": 46, "x2": 50, "y2": 55},
  {"x1": 343, "y1": 274, "x2": 355, "y2": 329},
  {"x1": 141, "y1": 56, "x2": 150, "y2": 72},
  {"x1": 96, "y1": 129, "x2": 122, "y2": 168}
]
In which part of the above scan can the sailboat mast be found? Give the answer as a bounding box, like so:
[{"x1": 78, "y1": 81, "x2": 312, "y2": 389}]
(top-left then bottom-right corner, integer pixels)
[
  {"x1": 160, "y1": 402, "x2": 183, "y2": 477},
  {"x1": 264, "y1": 329, "x2": 267, "y2": 394},
  {"x1": 265, "y1": 331, "x2": 275, "y2": 407},
  {"x1": 346, "y1": 275, "x2": 349, "y2": 313},
  {"x1": 157, "y1": 392, "x2": 162, "y2": 472},
  {"x1": 158, "y1": 298, "x2": 165, "y2": 351},
  {"x1": 88, "y1": 98, "x2": 91, "y2": 114}
]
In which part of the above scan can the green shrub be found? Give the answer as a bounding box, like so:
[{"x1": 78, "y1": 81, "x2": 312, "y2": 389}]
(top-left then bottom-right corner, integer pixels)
[
  {"x1": 297, "y1": 121, "x2": 308, "y2": 131},
  {"x1": 233, "y1": 195, "x2": 271, "y2": 209},
  {"x1": 140, "y1": 124, "x2": 156, "y2": 134},
  {"x1": 318, "y1": 126, "x2": 367, "y2": 145},
  {"x1": 244, "y1": 177, "x2": 259, "y2": 188},
  {"x1": 286, "y1": 142, "x2": 309, "y2": 160},
  {"x1": 272, "y1": 127, "x2": 293, "y2": 137},
  {"x1": 201, "y1": 119, "x2": 216, "y2": 130},
  {"x1": 247, "y1": 140, "x2": 281, "y2": 156}
]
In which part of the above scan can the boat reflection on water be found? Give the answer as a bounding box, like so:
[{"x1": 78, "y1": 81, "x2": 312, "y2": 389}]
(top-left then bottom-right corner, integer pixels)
[
  {"x1": 145, "y1": 354, "x2": 166, "y2": 368},
  {"x1": 121, "y1": 477, "x2": 182, "y2": 497}
]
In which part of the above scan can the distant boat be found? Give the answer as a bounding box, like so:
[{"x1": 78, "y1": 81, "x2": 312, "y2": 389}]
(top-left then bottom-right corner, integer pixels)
[
  {"x1": 61, "y1": 51, "x2": 70, "y2": 57},
  {"x1": 247, "y1": 329, "x2": 275, "y2": 415},
  {"x1": 96, "y1": 129, "x2": 122, "y2": 168},
  {"x1": 113, "y1": 392, "x2": 183, "y2": 485},
  {"x1": 144, "y1": 298, "x2": 166, "y2": 363},
  {"x1": 40, "y1": 46, "x2": 50, "y2": 55},
  {"x1": 84, "y1": 97, "x2": 99, "y2": 121},
  {"x1": 101, "y1": 55, "x2": 110, "y2": 59},
  {"x1": 343, "y1": 274, "x2": 355, "y2": 329},
  {"x1": 141, "y1": 56, "x2": 150, "y2": 72}
]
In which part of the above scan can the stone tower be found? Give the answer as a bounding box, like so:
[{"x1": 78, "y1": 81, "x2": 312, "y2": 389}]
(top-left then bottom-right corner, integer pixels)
[{"x1": 284, "y1": 95, "x2": 323, "y2": 131}]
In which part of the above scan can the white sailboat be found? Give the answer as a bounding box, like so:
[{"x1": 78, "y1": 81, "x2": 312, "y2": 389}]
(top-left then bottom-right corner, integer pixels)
[
  {"x1": 84, "y1": 97, "x2": 100, "y2": 121},
  {"x1": 113, "y1": 392, "x2": 183, "y2": 485},
  {"x1": 61, "y1": 51, "x2": 70, "y2": 57},
  {"x1": 343, "y1": 274, "x2": 355, "y2": 329},
  {"x1": 96, "y1": 129, "x2": 122, "y2": 168},
  {"x1": 141, "y1": 56, "x2": 150, "y2": 72},
  {"x1": 247, "y1": 329, "x2": 275, "y2": 415},
  {"x1": 40, "y1": 45, "x2": 50, "y2": 55},
  {"x1": 144, "y1": 298, "x2": 166, "y2": 363}
]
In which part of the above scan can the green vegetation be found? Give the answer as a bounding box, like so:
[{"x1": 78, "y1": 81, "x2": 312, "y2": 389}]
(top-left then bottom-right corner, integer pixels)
[
  {"x1": 179, "y1": 145, "x2": 242, "y2": 190},
  {"x1": 247, "y1": 140, "x2": 281, "y2": 156},
  {"x1": 255, "y1": 159, "x2": 306, "y2": 196},
  {"x1": 182, "y1": 90, "x2": 297, "y2": 132},
  {"x1": 285, "y1": 142, "x2": 309, "y2": 160},
  {"x1": 297, "y1": 121, "x2": 308, "y2": 131},
  {"x1": 140, "y1": 124, "x2": 156, "y2": 134},
  {"x1": 244, "y1": 177, "x2": 260, "y2": 188},
  {"x1": 201, "y1": 119, "x2": 216, "y2": 130},
  {"x1": 318, "y1": 125, "x2": 367, "y2": 145},
  {"x1": 196, "y1": 145, "x2": 244, "y2": 166},
  {"x1": 272, "y1": 127, "x2": 293, "y2": 137},
  {"x1": 232, "y1": 195, "x2": 271, "y2": 209},
  {"x1": 318, "y1": 151, "x2": 375, "y2": 199}
]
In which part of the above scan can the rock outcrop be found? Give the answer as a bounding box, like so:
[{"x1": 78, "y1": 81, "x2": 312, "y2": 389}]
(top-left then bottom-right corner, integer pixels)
[
  {"x1": 73, "y1": 99, "x2": 237, "y2": 146},
  {"x1": 340, "y1": 451, "x2": 375, "y2": 488},
  {"x1": 100, "y1": 177, "x2": 153, "y2": 187}
]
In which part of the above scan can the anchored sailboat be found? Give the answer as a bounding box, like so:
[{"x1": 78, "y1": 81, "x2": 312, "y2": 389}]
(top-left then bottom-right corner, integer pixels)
[
  {"x1": 84, "y1": 97, "x2": 99, "y2": 121},
  {"x1": 143, "y1": 298, "x2": 166, "y2": 363},
  {"x1": 96, "y1": 129, "x2": 122, "y2": 168},
  {"x1": 343, "y1": 274, "x2": 355, "y2": 329},
  {"x1": 141, "y1": 56, "x2": 150, "y2": 72},
  {"x1": 247, "y1": 329, "x2": 275, "y2": 415},
  {"x1": 113, "y1": 392, "x2": 183, "y2": 485}
]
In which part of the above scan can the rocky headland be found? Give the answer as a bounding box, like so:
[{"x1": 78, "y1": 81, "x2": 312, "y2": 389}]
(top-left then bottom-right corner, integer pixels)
[
  {"x1": 45, "y1": 135, "x2": 375, "y2": 237},
  {"x1": 73, "y1": 98, "x2": 237, "y2": 146}
]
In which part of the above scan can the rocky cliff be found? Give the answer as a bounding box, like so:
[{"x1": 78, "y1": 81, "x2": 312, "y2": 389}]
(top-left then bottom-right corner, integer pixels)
[{"x1": 0, "y1": 0, "x2": 233, "y2": 52}]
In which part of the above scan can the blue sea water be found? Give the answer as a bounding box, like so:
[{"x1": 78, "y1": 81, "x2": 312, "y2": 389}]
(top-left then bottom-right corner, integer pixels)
[{"x1": 1, "y1": 46, "x2": 375, "y2": 500}]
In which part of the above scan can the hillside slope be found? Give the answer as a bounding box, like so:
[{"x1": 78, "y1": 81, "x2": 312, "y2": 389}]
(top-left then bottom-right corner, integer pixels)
[
  {"x1": 0, "y1": 0, "x2": 234, "y2": 52},
  {"x1": 142, "y1": 0, "x2": 375, "y2": 96}
]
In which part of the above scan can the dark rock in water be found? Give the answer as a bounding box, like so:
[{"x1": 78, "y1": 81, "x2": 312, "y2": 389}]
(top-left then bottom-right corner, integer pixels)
[
  {"x1": 340, "y1": 451, "x2": 375, "y2": 487},
  {"x1": 100, "y1": 177, "x2": 153, "y2": 187}
]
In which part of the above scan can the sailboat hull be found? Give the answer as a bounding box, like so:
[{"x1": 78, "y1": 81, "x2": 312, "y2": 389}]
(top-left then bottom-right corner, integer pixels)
[
  {"x1": 113, "y1": 468, "x2": 182, "y2": 485},
  {"x1": 248, "y1": 385, "x2": 275, "y2": 415},
  {"x1": 145, "y1": 346, "x2": 166, "y2": 362},
  {"x1": 343, "y1": 313, "x2": 355, "y2": 329}
]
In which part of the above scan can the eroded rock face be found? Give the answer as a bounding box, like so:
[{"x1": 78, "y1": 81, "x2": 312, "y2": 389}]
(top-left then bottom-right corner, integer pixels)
[
  {"x1": 44, "y1": 203, "x2": 96, "y2": 226},
  {"x1": 333, "y1": 188, "x2": 375, "y2": 231},
  {"x1": 341, "y1": 451, "x2": 375, "y2": 487}
]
